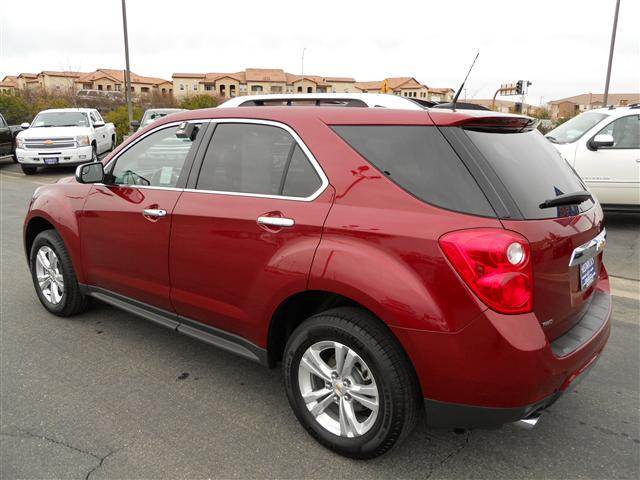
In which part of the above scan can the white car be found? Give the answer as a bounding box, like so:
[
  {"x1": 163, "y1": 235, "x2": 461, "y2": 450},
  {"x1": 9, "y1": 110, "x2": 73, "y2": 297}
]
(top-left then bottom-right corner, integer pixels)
[
  {"x1": 15, "y1": 108, "x2": 116, "y2": 175},
  {"x1": 546, "y1": 106, "x2": 639, "y2": 210},
  {"x1": 219, "y1": 92, "x2": 425, "y2": 110}
]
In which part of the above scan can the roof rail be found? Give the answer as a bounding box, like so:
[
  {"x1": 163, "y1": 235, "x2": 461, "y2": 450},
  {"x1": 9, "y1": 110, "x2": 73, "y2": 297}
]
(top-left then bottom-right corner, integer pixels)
[{"x1": 628, "y1": 103, "x2": 639, "y2": 109}]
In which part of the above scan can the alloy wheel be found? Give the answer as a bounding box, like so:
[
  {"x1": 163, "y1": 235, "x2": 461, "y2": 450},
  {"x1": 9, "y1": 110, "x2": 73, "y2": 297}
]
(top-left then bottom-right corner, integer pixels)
[
  {"x1": 35, "y1": 246, "x2": 64, "y2": 304},
  {"x1": 298, "y1": 340, "x2": 379, "y2": 438}
]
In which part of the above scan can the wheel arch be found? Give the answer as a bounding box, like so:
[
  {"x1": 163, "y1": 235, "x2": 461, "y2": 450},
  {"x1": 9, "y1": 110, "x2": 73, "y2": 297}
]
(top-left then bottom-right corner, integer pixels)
[
  {"x1": 266, "y1": 290, "x2": 422, "y2": 396},
  {"x1": 24, "y1": 216, "x2": 56, "y2": 263}
]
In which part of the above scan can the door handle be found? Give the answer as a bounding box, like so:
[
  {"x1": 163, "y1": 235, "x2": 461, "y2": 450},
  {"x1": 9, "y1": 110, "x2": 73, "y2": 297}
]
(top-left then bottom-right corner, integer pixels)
[
  {"x1": 143, "y1": 208, "x2": 167, "y2": 218},
  {"x1": 257, "y1": 216, "x2": 295, "y2": 227}
]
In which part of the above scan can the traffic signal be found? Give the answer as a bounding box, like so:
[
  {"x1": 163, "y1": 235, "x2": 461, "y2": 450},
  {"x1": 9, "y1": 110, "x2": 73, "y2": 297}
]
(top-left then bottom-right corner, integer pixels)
[{"x1": 516, "y1": 80, "x2": 523, "y2": 95}]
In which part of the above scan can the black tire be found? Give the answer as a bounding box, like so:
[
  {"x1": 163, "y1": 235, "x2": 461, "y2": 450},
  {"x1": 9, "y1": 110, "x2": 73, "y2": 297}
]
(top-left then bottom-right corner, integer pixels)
[
  {"x1": 12, "y1": 152, "x2": 18, "y2": 163},
  {"x1": 29, "y1": 229, "x2": 88, "y2": 317},
  {"x1": 21, "y1": 165, "x2": 37, "y2": 175},
  {"x1": 91, "y1": 144, "x2": 98, "y2": 162},
  {"x1": 110, "y1": 135, "x2": 116, "y2": 151},
  {"x1": 283, "y1": 307, "x2": 421, "y2": 459}
]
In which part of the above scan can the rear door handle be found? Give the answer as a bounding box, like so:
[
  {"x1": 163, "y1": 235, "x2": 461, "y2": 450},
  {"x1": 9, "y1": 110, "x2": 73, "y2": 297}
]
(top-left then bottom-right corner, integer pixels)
[
  {"x1": 143, "y1": 208, "x2": 167, "y2": 218},
  {"x1": 257, "y1": 216, "x2": 295, "y2": 227}
]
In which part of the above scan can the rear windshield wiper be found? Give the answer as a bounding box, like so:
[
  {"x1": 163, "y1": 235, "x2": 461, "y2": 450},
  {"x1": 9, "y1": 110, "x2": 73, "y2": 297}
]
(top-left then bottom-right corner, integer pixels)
[{"x1": 539, "y1": 190, "x2": 592, "y2": 209}]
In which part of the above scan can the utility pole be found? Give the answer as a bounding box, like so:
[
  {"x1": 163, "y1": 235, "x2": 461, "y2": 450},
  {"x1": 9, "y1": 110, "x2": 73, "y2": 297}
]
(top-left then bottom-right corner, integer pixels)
[
  {"x1": 121, "y1": 0, "x2": 133, "y2": 133},
  {"x1": 301, "y1": 47, "x2": 306, "y2": 94},
  {"x1": 603, "y1": 0, "x2": 621, "y2": 106}
]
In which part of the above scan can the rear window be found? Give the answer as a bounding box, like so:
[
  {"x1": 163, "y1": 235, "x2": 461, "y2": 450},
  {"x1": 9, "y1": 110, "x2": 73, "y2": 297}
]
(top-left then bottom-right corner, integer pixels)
[
  {"x1": 332, "y1": 126, "x2": 495, "y2": 217},
  {"x1": 465, "y1": 129, "x2": 594, "y2": 219}
]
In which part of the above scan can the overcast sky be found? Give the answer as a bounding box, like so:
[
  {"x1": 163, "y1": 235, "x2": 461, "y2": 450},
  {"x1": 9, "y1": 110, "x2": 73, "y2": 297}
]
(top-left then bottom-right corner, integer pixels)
[{"x1": 1, "y1": 0, "x2": 638, "y2": 105}]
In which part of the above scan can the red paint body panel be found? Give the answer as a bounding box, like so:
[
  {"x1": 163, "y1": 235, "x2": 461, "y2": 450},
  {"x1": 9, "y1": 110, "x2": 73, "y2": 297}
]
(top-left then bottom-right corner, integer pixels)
[
  {"x1": 501, "y1": 208, "x2": 604, "y2": 341},
  {"x1": 79, "y1": 184, "x2": 182, "y2": 311},
  {"x1": 169, "y1": 187, "x2": 334, "y2": 346},
  {"x1": 24, "y1": 181, "x2": 92, "y2": 283},
  {"x1": 393, "y1": 273, "x2": 611, "y2": 408}
]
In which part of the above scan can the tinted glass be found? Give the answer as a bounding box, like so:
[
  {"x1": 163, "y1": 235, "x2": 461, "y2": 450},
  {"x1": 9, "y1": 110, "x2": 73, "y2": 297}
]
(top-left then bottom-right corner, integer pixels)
[
  {"x1": 546, "y1": 112, "x2": 607, "y2": 144},
  {"x1": 465, "y1": 129, "x2": 594, "y2": 219},
  {"x1": 197, "y1": 123, "x2": 294, "y2": 195},
  {"x1": 282, "y1": 145, "x2": 322, "y2": 197},
  {"x1": 111, "y1": 125, "x2": 197, "y2": 187},
  {"x1": 596, "y1": 115, "x2": 639, "y2": 149},
  {"x1": 332, "y1": 125, "x2": 495, "y2": 216}
]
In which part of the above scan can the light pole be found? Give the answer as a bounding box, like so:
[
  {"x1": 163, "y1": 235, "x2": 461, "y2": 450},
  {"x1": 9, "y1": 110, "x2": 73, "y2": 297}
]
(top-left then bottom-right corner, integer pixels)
[
  {"x1": 121, "y1": 0, "x2": 133, "y2": 133},
  {"x1": 603, "y1": 0, "x2": 621, "y2": 106},
  {"x1": 301, "y1": 47, "x2": 306, "y2": 94}
]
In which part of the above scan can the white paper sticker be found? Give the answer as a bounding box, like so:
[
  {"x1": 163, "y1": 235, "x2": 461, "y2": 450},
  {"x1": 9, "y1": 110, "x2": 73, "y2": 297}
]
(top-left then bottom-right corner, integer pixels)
[{"x1": 159, "y1": 167, "x2": 173, "y2": 185}]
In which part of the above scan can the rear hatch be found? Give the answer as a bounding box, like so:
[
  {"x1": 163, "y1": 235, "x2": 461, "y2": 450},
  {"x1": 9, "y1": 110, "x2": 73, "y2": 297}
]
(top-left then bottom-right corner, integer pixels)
[{"x1": 440, "y1": 116, "x2": 605, "y2": 340}]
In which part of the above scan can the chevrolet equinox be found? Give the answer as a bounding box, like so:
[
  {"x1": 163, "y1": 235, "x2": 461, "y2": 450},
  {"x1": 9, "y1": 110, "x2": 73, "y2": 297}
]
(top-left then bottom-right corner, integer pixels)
[{"x1": 24, "y1": 107, "x2": 611, "y2": 458}]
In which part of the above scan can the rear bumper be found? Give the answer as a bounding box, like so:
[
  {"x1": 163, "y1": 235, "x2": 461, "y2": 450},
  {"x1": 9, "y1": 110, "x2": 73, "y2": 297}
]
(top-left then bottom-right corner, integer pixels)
[{"x1": 392, "y1": 273, "x2": 611, "y2": 428}]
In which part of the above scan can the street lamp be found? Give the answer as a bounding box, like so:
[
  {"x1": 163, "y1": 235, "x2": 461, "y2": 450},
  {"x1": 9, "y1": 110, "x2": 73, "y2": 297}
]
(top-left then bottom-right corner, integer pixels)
[
  {"x1": 121, "y1": 0, "x2": 133, "y2": 133},
  {"x1": 301, "y1": 47, "x2": 306, "y2": 94},
  {"x1": 603, "y1": 0, "x2": 621, "y2": 106}
]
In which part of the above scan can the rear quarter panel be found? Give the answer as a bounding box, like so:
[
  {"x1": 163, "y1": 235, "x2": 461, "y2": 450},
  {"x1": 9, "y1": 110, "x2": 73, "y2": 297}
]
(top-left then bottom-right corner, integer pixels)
[{"x1": 295, "y1": 117, "x2": 502, "y2": 333}]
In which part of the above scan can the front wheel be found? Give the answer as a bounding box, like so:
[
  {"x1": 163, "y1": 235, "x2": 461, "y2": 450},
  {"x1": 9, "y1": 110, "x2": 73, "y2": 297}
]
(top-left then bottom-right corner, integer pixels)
[
  {"x1": 21, "y1": 165, "x2": 37, "y2": 175},
  {"x1": 91, "y1": 144, "x2": 98, "y2": 162},
  {"x1": 283, "y1": 307, "x2": 421, "y2": 459},
  {"x1": 30, "y1": 229, "x2": 88, "y2": 317}
]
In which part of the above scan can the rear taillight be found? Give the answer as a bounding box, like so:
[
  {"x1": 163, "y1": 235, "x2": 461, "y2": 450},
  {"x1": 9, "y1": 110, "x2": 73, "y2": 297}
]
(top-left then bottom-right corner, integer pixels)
[{"x1": 439, "y1": 228, "x2": 533, "y2": 314}]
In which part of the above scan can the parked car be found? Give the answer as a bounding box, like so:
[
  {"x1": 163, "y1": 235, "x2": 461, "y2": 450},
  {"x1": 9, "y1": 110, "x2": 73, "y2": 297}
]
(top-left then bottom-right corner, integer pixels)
[
  {"x1": 15, "y1": 108, "x2": 116, "y2": 175},
  {"x1": 0, "y1": 113, "x2": 25, "y2": 161},
  {"x1": 546, "y1": 106, "x2": 640, "y2": 211},
  {"x1": 219, "y1": 92, "x2": 425, "y2": 110},
  {"x1": 24, "y1": 107, "x2": 611, "y2": 459},
  {"x1": 132, "y1": 108, "x2": 186, "y2": 131}
]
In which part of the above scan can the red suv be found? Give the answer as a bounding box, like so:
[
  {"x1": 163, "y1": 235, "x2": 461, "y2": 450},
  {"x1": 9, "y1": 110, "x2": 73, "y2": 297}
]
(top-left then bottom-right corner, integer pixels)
[{"x1": 24, "y1": 107, "x2": 611, "y2": 458}]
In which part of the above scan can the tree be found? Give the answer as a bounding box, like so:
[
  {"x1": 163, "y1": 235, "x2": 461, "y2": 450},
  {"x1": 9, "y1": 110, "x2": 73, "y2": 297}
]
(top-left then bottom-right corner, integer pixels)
[
  {"x1": 179, "y1": 94, "x2": 219, "y2": 110},
  {"x1": 104, "y1": 105, "x2": 143, "y2": 144},
  {"x1": 0, "y1": 92, "x2": 31, "y2": 124}
]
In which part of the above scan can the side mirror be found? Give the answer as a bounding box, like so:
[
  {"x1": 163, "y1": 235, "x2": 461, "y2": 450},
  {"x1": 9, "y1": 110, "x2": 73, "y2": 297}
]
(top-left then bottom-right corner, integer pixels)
[
  {"x1": 93, "y1": 120, "x2": 105, "y2": 127},
  {"x1": 75, "y1": 162, "x2": 104, "y2": 184},
  {"x1": 130, "y1": 120, "x2": 140, "y2": 129},
  {"x1": 589, "y1": 133, "x2": 615, "y2": 150},
  {"x1": 20, "y1": 122, "x2": 30, "y2": 129}
]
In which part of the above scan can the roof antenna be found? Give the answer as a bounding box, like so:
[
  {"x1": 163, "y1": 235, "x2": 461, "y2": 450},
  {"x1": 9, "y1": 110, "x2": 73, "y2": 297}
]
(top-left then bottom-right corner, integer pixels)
[{"x1": 451, "y1": 51, "x2": 479, "y2": 110}]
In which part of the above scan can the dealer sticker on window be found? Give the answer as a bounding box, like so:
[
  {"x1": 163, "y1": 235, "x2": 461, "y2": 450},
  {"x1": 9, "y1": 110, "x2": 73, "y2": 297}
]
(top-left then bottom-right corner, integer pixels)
[{"x1": 580, "y1": 257, "x2": 597, "y2": 290}]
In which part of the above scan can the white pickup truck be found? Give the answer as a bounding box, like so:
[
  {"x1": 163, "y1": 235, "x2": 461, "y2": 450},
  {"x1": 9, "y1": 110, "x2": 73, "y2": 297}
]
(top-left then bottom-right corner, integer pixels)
[
  {"x1": 15, "y1": 108, "x2": 116, "y2": 175},
  {"x1": 546, "y1": 106, "x2": 639, "y2": 211}
]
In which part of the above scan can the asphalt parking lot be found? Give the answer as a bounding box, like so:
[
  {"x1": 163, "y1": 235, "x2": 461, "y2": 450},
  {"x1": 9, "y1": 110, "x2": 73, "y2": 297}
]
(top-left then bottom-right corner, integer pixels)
[{"x1": 1, "y1": 159, "x2": 638, "y2": 480}]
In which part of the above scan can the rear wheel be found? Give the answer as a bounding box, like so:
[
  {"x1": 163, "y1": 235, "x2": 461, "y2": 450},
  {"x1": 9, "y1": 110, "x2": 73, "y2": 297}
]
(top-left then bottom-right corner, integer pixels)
[
  {"x1": 283, "y1": 307, "x2": 421, "y2": 459},
  {"x1": 30, "y1": 230, "x2": 88, "y2": 316},
  {"x1": 21, "y1": 165, "x2": 37, "y2": 175}
]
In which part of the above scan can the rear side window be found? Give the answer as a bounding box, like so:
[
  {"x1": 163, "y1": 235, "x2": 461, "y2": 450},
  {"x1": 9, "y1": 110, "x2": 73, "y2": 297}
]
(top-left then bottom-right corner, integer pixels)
[
  {"x1": 465, "y1": 129, "x2": 594, "y2": 219},
  {"x1": 332, "y1": 125, "x2": 495, "y2": 216},
  {"x1": 196, "y1": 123, "x2": 321, "y2": 198}
]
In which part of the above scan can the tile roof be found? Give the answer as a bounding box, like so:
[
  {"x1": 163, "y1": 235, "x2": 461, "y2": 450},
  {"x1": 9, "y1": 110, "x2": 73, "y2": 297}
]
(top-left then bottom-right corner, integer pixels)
[
  {"x1": 40, "y1": 71, "x2": 86, "y2": 78},
  {"x1": 245, "y1": 68, "x2": 287, "y2": 83},
  {"x1": 1, "y1": 75, "x2": 18, "y2": 87},
  {"x1": 76, "y1": 69, "x2": 170, "y2": 86},
  {"x1": 549, "y1": 92, "x2": 640, "y2": 105}
]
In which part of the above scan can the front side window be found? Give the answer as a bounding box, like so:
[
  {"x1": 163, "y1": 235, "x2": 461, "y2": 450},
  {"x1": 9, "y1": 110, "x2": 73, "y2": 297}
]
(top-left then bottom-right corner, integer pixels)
[
  {"x1": 196, "y1": 123, "x2": 321, "y2": 198},
  {"x1": 110, "y1": 125, "x2": 199, "y2": 188},
  {"x1": 595, "y1": 115, "x2": 639, "y2": 149}
]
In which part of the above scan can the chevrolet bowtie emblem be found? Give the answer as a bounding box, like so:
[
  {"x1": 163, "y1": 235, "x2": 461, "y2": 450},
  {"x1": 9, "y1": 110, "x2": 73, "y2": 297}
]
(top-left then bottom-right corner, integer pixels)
[{"x1": 44, "y1": 140, "x2": 53, "y2": 145}]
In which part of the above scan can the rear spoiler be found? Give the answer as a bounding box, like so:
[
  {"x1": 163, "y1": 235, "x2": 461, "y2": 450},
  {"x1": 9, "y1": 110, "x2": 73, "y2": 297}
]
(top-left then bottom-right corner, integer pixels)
[{"x1": 455, "y1": 116, "x2": 539, "y2": 133}]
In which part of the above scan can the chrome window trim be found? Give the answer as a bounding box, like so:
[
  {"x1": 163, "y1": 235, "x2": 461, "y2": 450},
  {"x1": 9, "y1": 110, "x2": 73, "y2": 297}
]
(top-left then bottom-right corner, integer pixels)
[{"x1": 102, "y1": 118, "x2": 329, "y2": 202}]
